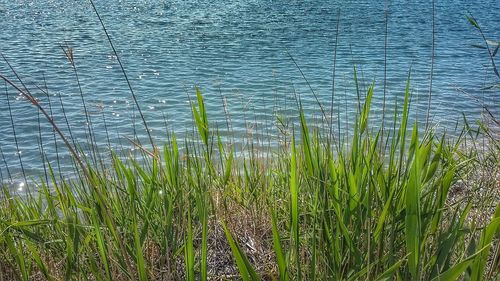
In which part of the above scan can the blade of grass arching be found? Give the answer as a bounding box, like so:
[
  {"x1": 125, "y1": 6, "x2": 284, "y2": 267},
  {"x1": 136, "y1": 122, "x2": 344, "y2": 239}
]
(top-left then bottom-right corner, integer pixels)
[
  {"x1": 87, "y1": 253, "x2": 105, "y2": 281},
  {"x1": 470, "y1": 204, "x2": 500, "y2": 280},
  {"x1": 405, "y1": 121, "x2": 421, "y2": 280},
  {"x1": 221, "y1": 221, "x2": 260, "y2": 281},
  {"x1": 290, "y1": 134, "x2": 301, "y2": 280},
  {"x1": 5, "y1": 234, "x2": 29, "y2": 281},
  {"x1": 26, "y1": 240, "x2": 53, "y2": 281},
  {"x1": 90, "y1": 211, "x2": 112, "y2": 281},
  {"x1": 133, "y1": 216, "x2": 148, "y2": 281},
  {"x1": 373, "y1": 185, "x2": 396, "y2": 241},
  {"x1": 428, "y1": 165, "x2": 454, "y2": 237},
  {"x1": 347, "y1": 263, "x2": 370, "y2": 281},
  {"x1": 431, "y1": 202, "x2": 472, "y2": 276},
  {"x1": 329, "y1": 157, "x2": 339, "y2": 200},
  {"x1": 373, "y1": 256, "x2": 407, "y2": 281},
  {"x1": 432, "y1": 245, "x2": 490, "y2": 281},
  {"x1": 271, "y1": 208, "x2": 288, "y2": 281},
  {"x1": 130, "y1": 158, "x2": 151, "y2": 184}
]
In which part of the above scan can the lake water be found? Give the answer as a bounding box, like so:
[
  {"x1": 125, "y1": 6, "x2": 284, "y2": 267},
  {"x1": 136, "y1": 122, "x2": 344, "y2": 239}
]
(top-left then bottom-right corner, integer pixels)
[{"x1": 0, "y1": 0, "x2": 498, "y2": 186}]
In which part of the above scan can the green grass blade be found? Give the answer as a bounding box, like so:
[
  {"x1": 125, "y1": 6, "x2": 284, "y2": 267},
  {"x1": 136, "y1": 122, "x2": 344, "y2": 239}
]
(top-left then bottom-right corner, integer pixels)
[
  {"x1": 433, "y1": 245, "x2": 490, "y2": 281},
  {"x1": 374, "y1": 256, "x2": 407, "y2": 281},
  {"x1": 471, "y1": 204, "x2": 500, "y2": 280},
  {"x1": 290, "y1": 134, "x2": 301, "y2": 280},
  {"x1": 5, "y1": 234, "x2": 29, "y2": 281},
  {"x1": 271, "y1": 208, "x2": 288, "y2": 281},
  {"x1": 91, "y1": 211, "x2": 112, "y2": 281},
  {"x1": 185, "y1": 211, "x2": 195, "y2": 281},
  {"x1": 405, "y1": 121, "x2": 421, "y2": 280},
  {"x1": 221, "y1": 221, "x2": 260, "y2": 281},
  {"x1": 26, "y1": 241, "x2": 53, "y2": 281}
]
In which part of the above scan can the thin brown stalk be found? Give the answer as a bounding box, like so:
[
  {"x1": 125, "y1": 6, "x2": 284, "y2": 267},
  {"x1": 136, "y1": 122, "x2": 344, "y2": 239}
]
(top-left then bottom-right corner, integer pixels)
[
  {"x1": 0, "y1": 73, "x2": 90, "y2": 180},
  {"x1": 381, "y1": 5, "x2": 389, "y2": 152},
  {"x1": 60, "y1": 43, "x2": 99, "y2": 166},
  {"x1": 468, "y1": 13, "x2": 499, "y2": 79},
  {"x1": 286, "y1": 50, "x2": 330, "y2": 128},
  {"x1": 455, "y1": 86, "x2": 500, "y2": 126},
  {"x1": 329, "y1": 8, "x2": 341, "y2": 150},
  {"x1": 88, "y1": 0, "x2": 155, "y2": 150},
  {"x1": 37, "y1": 110, "x2": 49, "y2": 184},
  {"x1": 425, "y1": 0, "x2": 436, "y2": 129},
  {"x1": 0, "y1": 147, "x2": 11, "y2": 183},
  {"x1": 101, "y1": 106, "x2": 112, "y2": 150},
  {"x1": 34, "y1": 74, "x2": 78, "y2": 149},
  {"x1": 3, "y1": 83, "x2": 28, "y2": 187}
]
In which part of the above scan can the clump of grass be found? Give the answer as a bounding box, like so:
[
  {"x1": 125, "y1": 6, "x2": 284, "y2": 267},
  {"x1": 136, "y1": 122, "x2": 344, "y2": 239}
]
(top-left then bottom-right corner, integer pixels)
[{"x1": 0, "y1": 78, "x2": 498, "y2": 280}]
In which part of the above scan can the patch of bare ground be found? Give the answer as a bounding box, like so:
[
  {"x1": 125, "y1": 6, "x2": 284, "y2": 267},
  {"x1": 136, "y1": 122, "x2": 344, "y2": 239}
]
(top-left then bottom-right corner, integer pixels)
[{"x1": 195, "y1": 195, "x2": 276, "y2": 280}]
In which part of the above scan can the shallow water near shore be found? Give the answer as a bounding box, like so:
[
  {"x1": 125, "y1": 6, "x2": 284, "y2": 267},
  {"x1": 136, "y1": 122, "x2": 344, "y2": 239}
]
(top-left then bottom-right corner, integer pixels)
[{"x1": 0, "y1": 0, "x2": 498, "y2": 184}]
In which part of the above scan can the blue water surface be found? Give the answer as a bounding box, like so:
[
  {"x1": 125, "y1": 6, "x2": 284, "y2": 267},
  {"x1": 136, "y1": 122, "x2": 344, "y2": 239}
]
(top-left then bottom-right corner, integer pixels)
[{"x1": 0, "y1": 0, "x2": 498, "y2": 187}]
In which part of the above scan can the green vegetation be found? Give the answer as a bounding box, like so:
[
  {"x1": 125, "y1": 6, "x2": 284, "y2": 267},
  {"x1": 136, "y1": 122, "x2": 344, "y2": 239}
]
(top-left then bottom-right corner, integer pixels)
[
  {"x1": 0, "y1": 82, "x2": 498, "y2": 280},
  {"x1": 0, "y1": 6, "x2": 499, "y2": 280}
]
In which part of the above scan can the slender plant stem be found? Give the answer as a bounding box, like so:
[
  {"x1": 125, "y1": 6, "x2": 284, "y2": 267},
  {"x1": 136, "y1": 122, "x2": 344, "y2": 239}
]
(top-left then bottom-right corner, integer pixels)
[
  {"x1": 426, "y1": 0, "x2": 436, "y2": 129},
  {"x1": 329, "y1": 9, "x2": 341, "y2": 148},
  {"x1": 88, "y1": 0, "x2": 155, "y2": 150}
]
